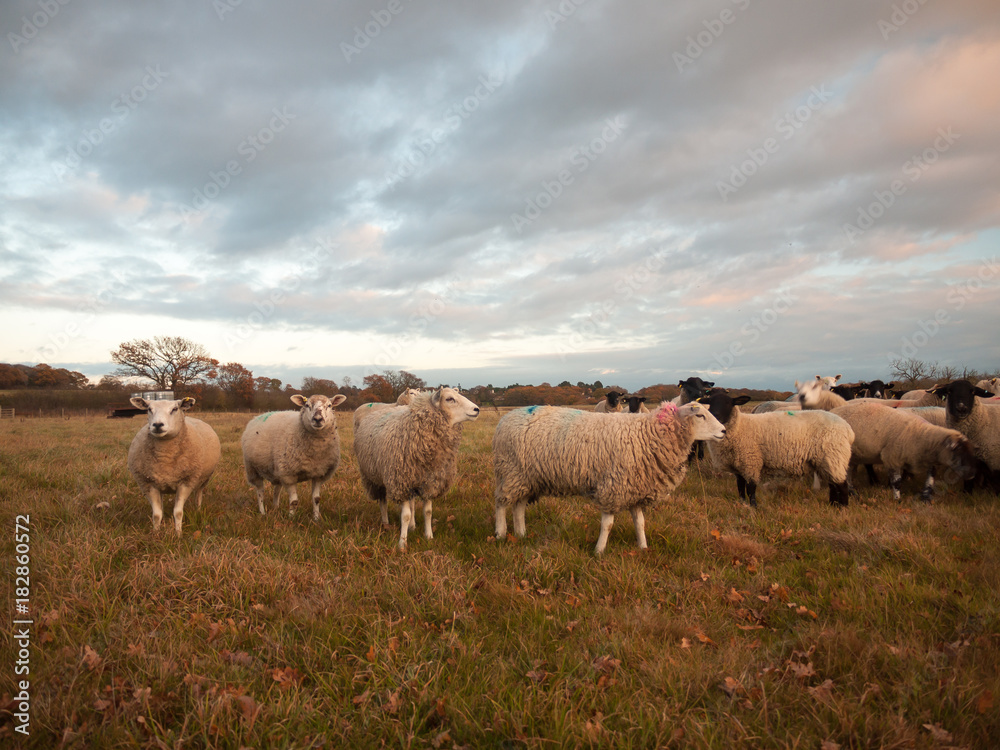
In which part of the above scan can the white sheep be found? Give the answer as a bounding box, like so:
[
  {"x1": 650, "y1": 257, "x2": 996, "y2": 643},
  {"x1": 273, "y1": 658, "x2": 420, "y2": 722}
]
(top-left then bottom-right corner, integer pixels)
[
  {"x1": 896, "y1": 389, "x2": 942, "y2": 407},
  {"x1": 831, "y1": 400, "x2": 977, "y2": 501},
  {"x1": 898, "y1": 406, "x2": 946, "y2": 427},
  {"x1": 795, "y1": 379, "x2": 848, "y2": 410},
  {"x1": 752, "y1": 400, "x2": 802, "y2": 414},
  {"x1": 929, "y1": 381, "x2": 1000, "y2": 476},
  {"x1": 594, "y1": 390, "x2": 625, "y2": 412},
  {"x1": 815, "y1": 374, "x2": 842, "y2": 389},
  {"x1": 698, "y1": 392, "x2": 855, "y2": 507},
  {"x1": 353, "y1": 387, "x2": 480, "y2": 549},
  {"x1": 241, "y1": 394, "x2": 348, "y2": 521},
  {"x1": 493, "y1": 401, "x2": 726, "y2": 555},
  {"x1": 127, "y1": 396, "x2": 221, "y2": 535},
  {"x1": 353, "y1": 388, "x2": 423, "y2": 431}
]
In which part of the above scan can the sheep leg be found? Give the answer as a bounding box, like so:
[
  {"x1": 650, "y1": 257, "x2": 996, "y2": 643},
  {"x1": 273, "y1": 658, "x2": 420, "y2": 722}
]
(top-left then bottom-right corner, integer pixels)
[
  {"x1": 398, "y1": 500, "x2": 412, "y2": 550},
  {"x1": 270, "y1": 483, "x2": 281, "y2": 511},
  {"x1": 379, "y1": 499, "x2": 390, "y2": 526},
  {"x1": 149, "y1": 487, "x2": 164, "y2": 531},
  {"x1": 310, "y1": 480, "x2": 322, "y2": 522},
  {"x1": 285, "y1": 483, "x2": 299, "y2": 516},
  {"x1": 630, "y1": 507, "x2": 647, "y2": 550},
  {"x1": 423, "y1": 498, "x2": 433, "y2": 540},
  {"x1": 745, "y1": 481, "x2": 758, "y2": 506},
  {"x1": 918, "y1": 471, "x2": 935, "y2": 503},
  {"x1": 888, "y1": 470, "x2": 902, "y2": 501},
  {"x1": 173, "y1": 485, "x2": 193, "y2": 536},
  {"x1": 828, "y1": 482, "x2": 849, "y2": 507},
  {"x1": 494, "y1": 502, "x2": 508, "y2": 538},
  {"x1": 594, "y1": 512, "x2": 615, "y2": 555},
  {"x1": 735, "y1": 475, "x2": 747, "y2": 502},
  {"x1": 864, "y1": 464, "x2": 878, "y2": 486},
  {"x1": 513, "y1": 501, "x2": 528, "y2": 537}
]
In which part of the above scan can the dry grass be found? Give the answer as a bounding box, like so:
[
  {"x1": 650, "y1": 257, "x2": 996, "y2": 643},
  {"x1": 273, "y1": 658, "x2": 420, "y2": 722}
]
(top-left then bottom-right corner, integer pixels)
[{"x1": 1, "y1": 410, "x2": 999, "y2": 749}]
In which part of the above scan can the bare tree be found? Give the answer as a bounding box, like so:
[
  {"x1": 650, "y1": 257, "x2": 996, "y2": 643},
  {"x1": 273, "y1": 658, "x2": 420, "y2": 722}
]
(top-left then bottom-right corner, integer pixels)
[
  {"x1": 111, "y1": 336, "x2": 218, "y2": 390},
  {"x1": 889, "y1": 357, "x2": 931, "y2": 385}
]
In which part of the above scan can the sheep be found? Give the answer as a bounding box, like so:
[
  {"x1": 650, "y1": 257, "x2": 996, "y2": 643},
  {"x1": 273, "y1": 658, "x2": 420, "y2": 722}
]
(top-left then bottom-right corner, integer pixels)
[
  {"x1": 698, "y1": 392, "x2": 855, "y2": 507},
  {"x1": 353, "y1": 387, "x2": 423, "y2": 430},
  {"x1": 898, "y1": 406, "x2": 947, "y2": 427},
  {"x1": 670, "y1": 376, "x2": 715, "y2": 405},
  {"x1": 896, "y1": 389, "x2": 942, "y2": 407},
  {"x1": 975, "y1": 377, "x2": 1000, "y2": 396},
  {"x1": 354, "y1": 387, "x2": 480, "y2": 549},
  {"x1": 623, "y1": 395, "x2": 649, "y2": 413},
  {"x1": 127, "y1": 396, "x2": 221, "y2": 536},
  {"x1": 831, "y1": 400, "x2": 977, "y2": 502},
  {"x1": 594, "y1": 390, "x2": 625, "y2": 412},
  {"x1": 815, "y1": 374, "x2": 843, "y2": 390},
  {"x1": 862, "y1": 379, "x2": 894, "y2": 399},
  {"x1": 795, "y1": 379, "x2": 847, "y2": 410},
  {"x1": 752, "y1": 400, "x2": 802, "y2": 414},
  {"x1": 241, "y1": 394, "x2": 348, "y2": 521},
  {"x1": 493, "y1": 401, "x2": 726, "y2": 555},
  {"x1": 929, "y1": 380, "x2": 1000, "y2": 476}
]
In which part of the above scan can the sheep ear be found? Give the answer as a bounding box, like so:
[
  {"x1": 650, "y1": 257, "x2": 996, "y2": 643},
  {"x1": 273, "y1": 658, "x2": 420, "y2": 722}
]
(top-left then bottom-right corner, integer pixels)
[
  {"x1": 431, "y1": 388, "x2": 443, "y2": 407},
  {"x1": 834, "y1": 374, "x2": 842, "y2": 382},
  {"x1": 291, "y1": 394, "x2": 308, "y2": 407},
  {"x1": 705, "y1": 381, "x2": 715, "y2": 387},
  {"x1": 330, "y1": 394, "x2": 347, "y2": 407},
  {"x1": 733, "y1": 395, "x2": 752, "y2": 406},
  {"x1": 180, "y1": 397, "x2": 196, "y2": 410},
  {"x1": 130, "y1": 397, "x2": 150, "y2": 410},
  {"x1": 973, "y1": 386, "x2": 992, "y2": 398},
  {"x1": 926, "y1": 384, "x2": 945, "y2": 395}
]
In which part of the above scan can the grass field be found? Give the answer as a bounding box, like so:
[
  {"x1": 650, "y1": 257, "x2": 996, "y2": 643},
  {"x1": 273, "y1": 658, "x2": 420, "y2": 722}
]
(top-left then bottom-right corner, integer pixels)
[{"x1": 1, "y1": 408, "x2": 999, "y2": 749}]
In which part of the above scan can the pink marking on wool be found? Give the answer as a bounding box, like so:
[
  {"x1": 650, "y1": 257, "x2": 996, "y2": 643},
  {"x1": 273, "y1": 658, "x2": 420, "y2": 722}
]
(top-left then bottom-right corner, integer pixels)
[{"x1": 656, "y1": 402, "x2": 679, "y2": 422}]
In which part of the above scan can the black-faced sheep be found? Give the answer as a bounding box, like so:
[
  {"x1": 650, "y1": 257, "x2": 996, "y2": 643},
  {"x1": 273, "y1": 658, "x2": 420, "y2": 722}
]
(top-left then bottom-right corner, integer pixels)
[
  {"x1": 492, "y1": 402, "x2": 726, "y2": 554},
  {"x1": 594, "y1": 390, "x2": 625, "y2": 412},
  {"x1": 354, "y1": 387, "x2": 480, "y2": 549},
  {"x1": 831, "y1": 400, "x2": 977, "y2": 501},
  {"x1": 671, "y1": 376, "x2": 715, "y2": 405},
  {"x1": 929, "y1": 381, "x2": 1000, "y2": 490},
  {"x1": 623, "y1": 395, "x2": 649, "y2": 413},
  {"x1": 241, "y1": 394, "x2": 348, "y2": 521},
  {"x1": 127, "y1": 397, "x2": 221, "y2": 535},
  {"x1": 698, "y1": 392, "x2": 854, "y2": 507}
]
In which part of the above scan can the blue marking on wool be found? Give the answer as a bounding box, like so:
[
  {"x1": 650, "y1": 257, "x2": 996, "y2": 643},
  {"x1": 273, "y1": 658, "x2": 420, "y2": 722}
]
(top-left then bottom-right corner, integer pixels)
[
  {"x1": 254, "y1": 411, "x2": 276, "y2": 422},
  {"x1": 525, "y1": 405, "x2": 540, "y2": 414}
]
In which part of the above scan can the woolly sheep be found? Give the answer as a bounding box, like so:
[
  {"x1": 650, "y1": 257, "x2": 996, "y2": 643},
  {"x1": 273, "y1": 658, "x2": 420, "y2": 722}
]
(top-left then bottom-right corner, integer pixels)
[
  {"x1": 929, "y1": 381, "x2": 1000, "y2": 474},
  {"x1": 975, "y1": 377, "x2": 1000, "y2": 396},
  {"x1": 241, "y1": 394, "x2": 348, "y2": 521},
  {"x1": 752, "y1": 400, "x2": 801, "y2": 414},
  {"x1": 698, "y1": 392, "x2": 854, "y2": 507},
  {"x1": 815, "y1": 374, "x2": 842, "y2": 389},
  {"x1": 897, "y1": 389, "x2": 942, "y2": 407},
  {"x1": 594, "y1": 390, "x2": 625, "y2": 412},
  {"x1": 353, "y1": 388, "x2": 423, "y2": 430},
  {"x1": 127, "y1": 396, "x2": 221, "y2": 535},
  {"x1": 493, "y1": 402, "x2": 726, "y2": 555},
  {"x1": 354, "y1": 387, "x2": 480, "y2": 550},
  {"x1": 623, "y1": 395, "x2": 649, "y2": 413},
  {"x1": 795, "y1": 379, "x2": 847, "y2": 410},
  {"x1": 831, "y1": 401, "x2": 977, "y2": 502}
]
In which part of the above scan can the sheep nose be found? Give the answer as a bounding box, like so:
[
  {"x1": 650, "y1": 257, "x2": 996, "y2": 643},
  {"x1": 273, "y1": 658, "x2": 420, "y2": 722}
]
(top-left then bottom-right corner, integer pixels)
[{"x1": 152, "y1": 421, "x2": 164, "y2": 429}]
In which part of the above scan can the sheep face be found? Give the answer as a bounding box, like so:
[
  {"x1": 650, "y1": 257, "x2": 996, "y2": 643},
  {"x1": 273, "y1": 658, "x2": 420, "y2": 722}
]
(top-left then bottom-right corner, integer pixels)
[
  {"x1": 698, "y1": 392, "x2": 751, "y2": 426},
  {"x1": 938, "y1": 433, "x2": 978, "y2": 482},
  {"x1": 624, "y1": 395, "x2": 647, "y2": 413},
  {"x1": 431, "y1": 387, "x2": 480, "y2": 425},
  {"x1": 131, "y1": 397, "x2": 195, "y2": 439},
  {"x1": 795, "y1": 379, "x2": 826, "y2": 407},
  {"x1": 397, "y1": 388, "x2": 422, "y2": 405},
  {"x1": 815, "y1": 374, "x2": 842, "y2": 389},
  {"x1": 865, "y1": 379, "x2": 893, "y2": 399},
  {"x1": 676, "y1": 402, "x2": 726, "y2": 441},
  {"x1": 290, "y1": 394, "x2": 347, "y2": 433},
  {"x1": 604, "y1": 390, "x2": 624, "y2": 408},
  {"x1": 677, "y1": 377, "x2": 714, "y2": 403},
  {"x1": 930, "y1": 381, "x2": 992, "y2": 421}
]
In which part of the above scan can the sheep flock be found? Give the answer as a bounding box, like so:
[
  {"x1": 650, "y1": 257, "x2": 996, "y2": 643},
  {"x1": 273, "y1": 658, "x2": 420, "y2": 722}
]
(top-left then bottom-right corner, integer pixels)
[{"x1": 121, "y1": 373, "x2": 1000, "y2": 552}]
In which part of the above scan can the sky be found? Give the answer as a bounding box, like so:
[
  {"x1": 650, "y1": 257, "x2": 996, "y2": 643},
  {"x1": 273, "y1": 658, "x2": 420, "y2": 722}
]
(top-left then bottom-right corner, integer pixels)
[{"x1": 1, "y1": 0, "x2": 998, "y2": 392}]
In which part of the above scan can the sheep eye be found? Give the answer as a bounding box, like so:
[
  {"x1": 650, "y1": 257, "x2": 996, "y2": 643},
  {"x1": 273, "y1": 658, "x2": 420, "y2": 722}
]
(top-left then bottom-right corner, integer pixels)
[{"x1": 170, "y1": 407, "x2": 178, "y2": 413}]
